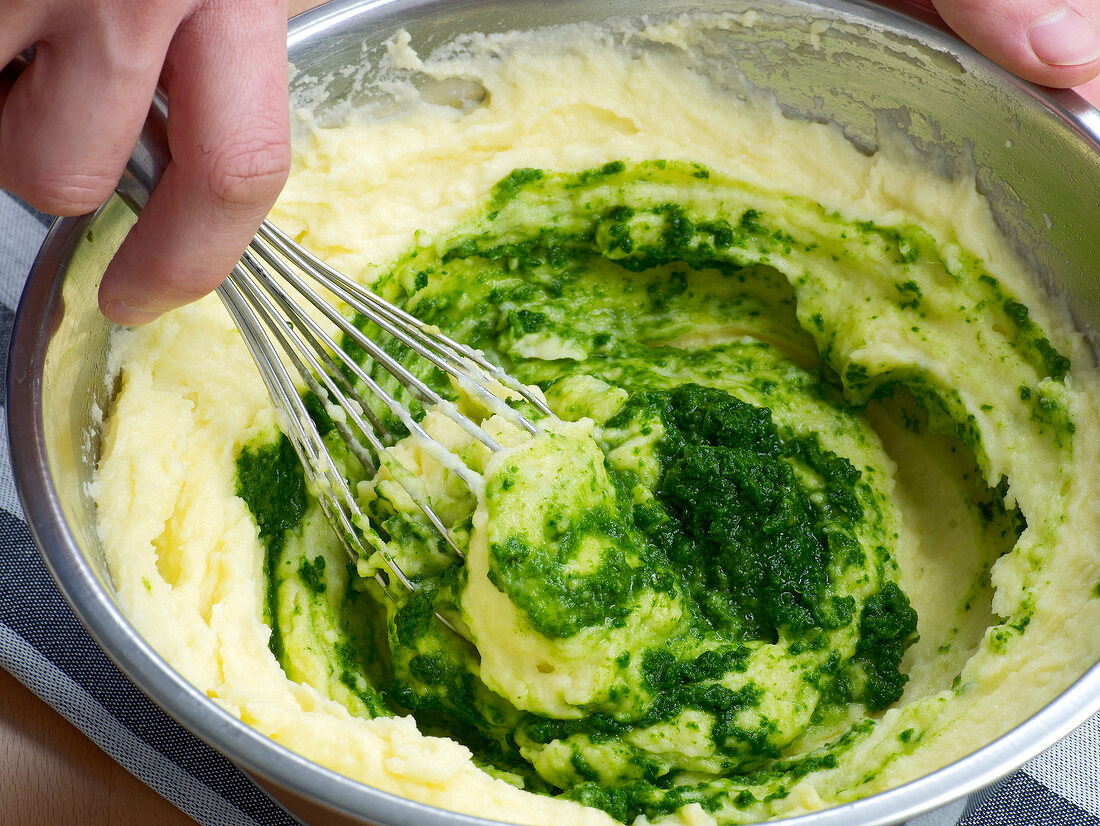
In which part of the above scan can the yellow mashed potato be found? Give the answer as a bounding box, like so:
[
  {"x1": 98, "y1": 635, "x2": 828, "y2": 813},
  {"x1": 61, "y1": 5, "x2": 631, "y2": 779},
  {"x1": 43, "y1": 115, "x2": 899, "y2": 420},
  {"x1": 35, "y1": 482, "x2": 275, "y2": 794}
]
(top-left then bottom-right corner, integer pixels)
[{"x1": 92, "y1": 13, "x2": 1100, "y2": 826}]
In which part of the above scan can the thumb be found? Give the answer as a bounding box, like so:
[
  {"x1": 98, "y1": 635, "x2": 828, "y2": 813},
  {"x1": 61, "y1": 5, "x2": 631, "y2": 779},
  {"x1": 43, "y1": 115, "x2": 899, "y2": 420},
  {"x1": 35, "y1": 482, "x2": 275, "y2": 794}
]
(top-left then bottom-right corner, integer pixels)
[{"x1": 931, "y1": 0, "x2": 1100, "y2": 88}]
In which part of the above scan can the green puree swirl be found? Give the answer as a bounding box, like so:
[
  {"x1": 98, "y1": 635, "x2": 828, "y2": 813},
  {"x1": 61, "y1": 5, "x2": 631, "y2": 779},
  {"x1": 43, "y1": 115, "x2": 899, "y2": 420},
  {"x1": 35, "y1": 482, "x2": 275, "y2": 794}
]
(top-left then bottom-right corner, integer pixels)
[{"x1": 236, "y1": 160, "x2": 1071, "y2": 823}]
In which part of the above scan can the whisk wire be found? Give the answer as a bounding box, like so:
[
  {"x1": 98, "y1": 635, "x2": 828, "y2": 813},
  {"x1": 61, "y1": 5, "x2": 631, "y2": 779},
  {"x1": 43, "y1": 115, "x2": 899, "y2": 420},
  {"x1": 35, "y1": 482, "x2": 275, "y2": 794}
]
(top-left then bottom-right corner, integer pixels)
[
  {"x1": 222, "y1": 237, "x2": 511, "y2": 570},
  {"x1": 218, "y1": 220, "x2": 556, "y2": 607},
  {"x1": 256, "y1": 223, "x2": 553, "y2": 427},
  {"x1": 247, "y1": 232, "x2": 503, "y2": 459},
  {"x1": 232, "y1": 255, "x2": 383, "y2": 472},
  {"x1": 215, "y1": 273, "x2": 417, "y2": 591}
]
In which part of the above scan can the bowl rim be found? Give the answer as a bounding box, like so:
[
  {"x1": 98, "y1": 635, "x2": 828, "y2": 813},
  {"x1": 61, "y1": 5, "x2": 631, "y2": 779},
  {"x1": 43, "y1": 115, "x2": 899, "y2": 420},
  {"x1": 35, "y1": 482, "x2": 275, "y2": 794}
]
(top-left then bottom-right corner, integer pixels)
[{"x1": 8, "y1": 1, "x2": 1100, "y2": 824}]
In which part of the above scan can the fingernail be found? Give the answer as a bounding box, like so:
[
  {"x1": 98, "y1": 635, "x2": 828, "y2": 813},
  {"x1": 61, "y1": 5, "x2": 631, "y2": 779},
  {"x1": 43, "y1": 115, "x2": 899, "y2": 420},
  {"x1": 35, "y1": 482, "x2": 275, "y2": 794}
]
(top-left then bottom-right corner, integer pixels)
[
  {"x1": 1029, "y1": 7, "x2": 1100, "y2": 67},
  {"x1": 102, "y1": 301, "x2": 161, "y2": 326}
]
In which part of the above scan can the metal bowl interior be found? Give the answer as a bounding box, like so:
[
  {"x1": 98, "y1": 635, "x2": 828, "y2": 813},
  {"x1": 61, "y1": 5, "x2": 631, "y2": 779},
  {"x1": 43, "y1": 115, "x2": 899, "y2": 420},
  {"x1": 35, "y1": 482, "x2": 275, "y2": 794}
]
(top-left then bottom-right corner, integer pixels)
[{"x1": 8, "y1": 1, "x2": 1100, "y2": 825}]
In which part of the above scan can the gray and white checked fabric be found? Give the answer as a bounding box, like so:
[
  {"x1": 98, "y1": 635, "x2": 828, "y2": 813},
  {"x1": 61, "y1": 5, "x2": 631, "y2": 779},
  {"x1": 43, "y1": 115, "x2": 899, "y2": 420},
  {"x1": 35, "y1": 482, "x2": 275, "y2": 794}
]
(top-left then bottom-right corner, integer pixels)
[{"x1": 1, "y1": 187, "x2": 1097, "y2": 826}]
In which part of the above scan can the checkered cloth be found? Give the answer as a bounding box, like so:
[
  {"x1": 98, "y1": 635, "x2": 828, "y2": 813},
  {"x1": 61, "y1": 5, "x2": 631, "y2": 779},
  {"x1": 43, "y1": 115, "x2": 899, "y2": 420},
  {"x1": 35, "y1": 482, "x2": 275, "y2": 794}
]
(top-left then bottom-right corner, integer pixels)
[{"x1": 1, "y1": 188, "x2": 1096, "y2": 826}]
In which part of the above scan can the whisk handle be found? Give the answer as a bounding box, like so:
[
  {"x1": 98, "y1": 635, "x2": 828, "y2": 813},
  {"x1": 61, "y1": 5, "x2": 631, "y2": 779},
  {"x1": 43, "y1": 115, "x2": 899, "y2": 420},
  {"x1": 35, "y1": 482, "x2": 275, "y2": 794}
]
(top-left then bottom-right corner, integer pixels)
[{"x1": 116, "y1": 95, "x2": 170, "y2": 213}]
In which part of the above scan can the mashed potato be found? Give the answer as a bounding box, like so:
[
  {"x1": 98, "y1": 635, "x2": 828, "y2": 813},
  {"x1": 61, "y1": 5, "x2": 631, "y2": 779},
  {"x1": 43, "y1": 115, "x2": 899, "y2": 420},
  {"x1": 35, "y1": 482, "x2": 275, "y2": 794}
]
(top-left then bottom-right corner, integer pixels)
[{"x1": 92, "y1": 13, "x2": 1100, "y2": 825}]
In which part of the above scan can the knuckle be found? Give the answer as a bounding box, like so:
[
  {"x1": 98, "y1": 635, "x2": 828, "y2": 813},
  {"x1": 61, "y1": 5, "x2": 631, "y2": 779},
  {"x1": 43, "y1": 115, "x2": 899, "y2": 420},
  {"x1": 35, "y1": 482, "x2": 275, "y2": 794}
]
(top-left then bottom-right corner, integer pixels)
[
  {"x1": 204, "y1": 127, "x2": 290, "y2": 210},
  {"x1": 21, "y1": 169, "x2": 117, "y2": 216}
]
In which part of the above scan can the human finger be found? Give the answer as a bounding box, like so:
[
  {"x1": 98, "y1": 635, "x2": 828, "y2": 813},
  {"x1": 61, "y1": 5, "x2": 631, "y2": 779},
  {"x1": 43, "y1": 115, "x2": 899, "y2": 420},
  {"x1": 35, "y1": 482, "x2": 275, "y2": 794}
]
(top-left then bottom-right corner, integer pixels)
[
  {"x1": 930, "y1": 0, "x2": 1100, "y2": 89},
  {"x1": 98, "y1": 0, "x2": 290, "y2": 324},
  {"x1": 0, "y1": 9, "x2": 183, "y2": 216}
]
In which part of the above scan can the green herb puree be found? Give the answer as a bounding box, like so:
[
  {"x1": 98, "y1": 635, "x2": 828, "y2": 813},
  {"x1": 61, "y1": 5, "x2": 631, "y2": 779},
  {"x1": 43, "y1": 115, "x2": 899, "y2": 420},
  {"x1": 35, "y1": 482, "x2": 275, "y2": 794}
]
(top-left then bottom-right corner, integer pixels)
[{"x1": 236, "y1": 159, "x2": 1072, "y2": 824}]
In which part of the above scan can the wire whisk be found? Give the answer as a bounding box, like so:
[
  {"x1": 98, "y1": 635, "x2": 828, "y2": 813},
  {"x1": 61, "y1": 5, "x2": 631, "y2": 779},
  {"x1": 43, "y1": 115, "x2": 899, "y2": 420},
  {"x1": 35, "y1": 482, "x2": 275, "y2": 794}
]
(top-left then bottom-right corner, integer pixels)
[
  {"x1": 216, "y1": 221, "x2": 554, "y2": 599},
  {"x1": 12, "y1": 50, "x2": 521, "y2": 608}
]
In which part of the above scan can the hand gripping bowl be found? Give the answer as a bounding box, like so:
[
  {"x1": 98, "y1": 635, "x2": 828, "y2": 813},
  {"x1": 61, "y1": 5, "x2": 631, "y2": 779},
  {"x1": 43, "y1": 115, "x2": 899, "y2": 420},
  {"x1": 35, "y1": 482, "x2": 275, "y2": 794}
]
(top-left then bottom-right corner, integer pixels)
[{"x1": 8, "y1": 1, "x2": 1100, "y2": 824}]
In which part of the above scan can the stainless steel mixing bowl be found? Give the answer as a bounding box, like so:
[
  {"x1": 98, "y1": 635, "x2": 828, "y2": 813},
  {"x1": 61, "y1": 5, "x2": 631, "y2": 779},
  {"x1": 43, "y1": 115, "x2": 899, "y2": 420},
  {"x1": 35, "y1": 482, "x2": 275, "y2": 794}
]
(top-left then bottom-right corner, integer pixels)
[{"x1": 8, "y1": 1, "x2": 1100, "y2": 824}]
